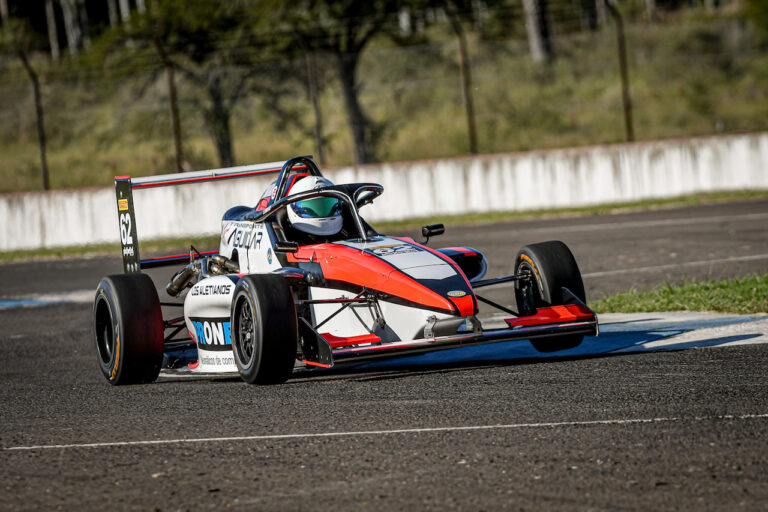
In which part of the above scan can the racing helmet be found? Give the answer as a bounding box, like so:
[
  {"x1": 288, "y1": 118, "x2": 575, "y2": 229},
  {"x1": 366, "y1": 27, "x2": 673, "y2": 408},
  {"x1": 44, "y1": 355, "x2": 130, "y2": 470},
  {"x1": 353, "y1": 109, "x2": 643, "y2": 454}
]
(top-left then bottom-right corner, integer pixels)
[{"x1": 286, "y1": 176, "x2": 343, "y2": 236}]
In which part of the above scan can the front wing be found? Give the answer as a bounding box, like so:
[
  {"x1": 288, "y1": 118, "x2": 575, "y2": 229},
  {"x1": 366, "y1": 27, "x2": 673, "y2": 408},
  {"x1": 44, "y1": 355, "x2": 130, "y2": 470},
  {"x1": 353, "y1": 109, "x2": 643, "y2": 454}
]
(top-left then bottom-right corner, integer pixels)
[{"x1": 303, "y1": 304, "x2": 598, "y2": 367}]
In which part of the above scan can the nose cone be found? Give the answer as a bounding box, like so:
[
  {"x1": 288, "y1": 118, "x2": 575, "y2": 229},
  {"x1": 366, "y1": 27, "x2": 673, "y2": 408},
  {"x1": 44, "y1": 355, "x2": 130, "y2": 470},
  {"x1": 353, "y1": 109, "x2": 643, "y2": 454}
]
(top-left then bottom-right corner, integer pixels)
[{"x1": 331, "y1": 238, "x2": 477, "y2": 316}]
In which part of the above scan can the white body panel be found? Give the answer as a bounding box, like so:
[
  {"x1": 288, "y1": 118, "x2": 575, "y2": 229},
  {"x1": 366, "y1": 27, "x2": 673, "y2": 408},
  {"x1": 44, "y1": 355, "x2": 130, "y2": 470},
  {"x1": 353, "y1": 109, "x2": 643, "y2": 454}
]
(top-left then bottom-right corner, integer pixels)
[
  {"x1": 309, "y1": 236, "x2": 463, "y2": 342},
  {"x1": 310, "y1": 285, "x2": 455, "y2": 342},
  {"x1": 188, "y1": 232, "x2": 468, "y2": 371},
  {"x1": 219, "y1": 221, "x2": 281, "y2": 274},
  {"x1": 184, "y1": 275, "x2": 238, "y2": 373},
  {"x1": 338, "y1": 238, "x2": 455, "y2": 280}
]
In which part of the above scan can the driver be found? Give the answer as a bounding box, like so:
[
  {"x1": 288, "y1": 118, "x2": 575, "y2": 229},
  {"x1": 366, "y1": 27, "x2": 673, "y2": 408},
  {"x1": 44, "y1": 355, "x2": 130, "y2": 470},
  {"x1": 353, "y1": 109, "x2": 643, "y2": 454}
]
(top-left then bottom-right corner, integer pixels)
[{"x1": 284, "y1": 175, "x2": 343, "y2": 236}]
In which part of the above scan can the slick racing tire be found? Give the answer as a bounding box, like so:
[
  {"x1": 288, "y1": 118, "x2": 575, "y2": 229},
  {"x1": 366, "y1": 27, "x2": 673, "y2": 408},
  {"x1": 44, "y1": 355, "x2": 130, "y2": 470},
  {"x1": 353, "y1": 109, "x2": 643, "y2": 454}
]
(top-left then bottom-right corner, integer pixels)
[
  {"x1": 93, "y1": 273, "x2": 164, "y2": 385},
  {"x1": 231, "y1": 275, "x2": 298, "y2": 385},
  {"x1": 514, "y1": 241, "x2": 587, "y2": 353}
]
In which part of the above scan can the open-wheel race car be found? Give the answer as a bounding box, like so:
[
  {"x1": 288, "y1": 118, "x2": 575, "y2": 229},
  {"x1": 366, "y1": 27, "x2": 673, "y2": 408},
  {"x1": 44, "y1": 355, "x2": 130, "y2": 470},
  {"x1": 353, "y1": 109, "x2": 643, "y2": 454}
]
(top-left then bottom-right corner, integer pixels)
[{"x1": 93, "y1": 156, "x2": 598, "y2": 385}]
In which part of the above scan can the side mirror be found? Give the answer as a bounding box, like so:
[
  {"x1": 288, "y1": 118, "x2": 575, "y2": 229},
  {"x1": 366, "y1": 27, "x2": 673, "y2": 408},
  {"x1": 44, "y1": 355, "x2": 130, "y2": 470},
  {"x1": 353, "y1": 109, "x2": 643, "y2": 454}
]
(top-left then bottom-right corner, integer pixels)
[
  {"x1": 421, "y1": 223, "x2": 445, "y2": 245},
  {"x1": 274, "y1": 240, "x2": 299, "y2": 253}
]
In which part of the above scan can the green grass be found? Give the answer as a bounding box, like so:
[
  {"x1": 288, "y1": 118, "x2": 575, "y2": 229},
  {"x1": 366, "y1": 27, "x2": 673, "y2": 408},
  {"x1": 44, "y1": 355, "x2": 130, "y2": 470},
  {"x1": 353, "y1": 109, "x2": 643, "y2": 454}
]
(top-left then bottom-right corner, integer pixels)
[
  {"x1": 1, "y1": 14, "x2": 767, "y2": 192},
  {"x1": 590, "y1": 275, "x2": 768, "y2": 315}
]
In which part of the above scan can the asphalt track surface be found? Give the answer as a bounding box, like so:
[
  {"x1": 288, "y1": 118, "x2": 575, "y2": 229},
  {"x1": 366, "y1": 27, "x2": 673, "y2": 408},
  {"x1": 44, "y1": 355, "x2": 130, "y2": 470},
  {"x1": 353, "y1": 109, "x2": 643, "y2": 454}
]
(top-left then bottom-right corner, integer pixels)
[{"x1": 1, "y1": 199, "x2": 767, "y2": 510}]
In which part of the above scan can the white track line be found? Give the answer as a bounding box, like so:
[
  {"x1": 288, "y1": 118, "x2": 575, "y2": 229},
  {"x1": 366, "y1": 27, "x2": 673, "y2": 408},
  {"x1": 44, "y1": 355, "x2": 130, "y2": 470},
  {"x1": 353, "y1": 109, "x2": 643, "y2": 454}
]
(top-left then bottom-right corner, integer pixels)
[
  {"x1": 454, "y1": 212, "x2": 768, "y2": 241},
  {"x1": 582, "y1": 253, "x2": 768, "y2": 278},
  {"x1": 0, "y1": 289, "x2": 94, "y2": 306},
  {"x1": 521, "y1": 212, "x2": 768, "y2": 235},
  {"x1": 7, "y1": 413, "x2": 767, "y2": 451}
]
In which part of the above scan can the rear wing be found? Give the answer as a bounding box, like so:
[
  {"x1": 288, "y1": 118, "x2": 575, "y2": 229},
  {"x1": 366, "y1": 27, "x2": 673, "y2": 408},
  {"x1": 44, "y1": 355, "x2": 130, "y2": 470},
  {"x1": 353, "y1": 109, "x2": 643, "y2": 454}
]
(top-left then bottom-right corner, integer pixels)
[{"x1": 113, "y1": 159, "x2": 304, "y2": 274}]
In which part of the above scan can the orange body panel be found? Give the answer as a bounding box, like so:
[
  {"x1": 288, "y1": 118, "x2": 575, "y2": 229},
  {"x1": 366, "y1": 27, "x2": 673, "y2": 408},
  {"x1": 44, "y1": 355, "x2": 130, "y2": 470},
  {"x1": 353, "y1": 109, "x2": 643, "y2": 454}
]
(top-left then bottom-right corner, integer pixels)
[
  {"x1": 288, "y1": 244, "x2": 464, "y2": 315},
  {"x1": 504, "y1": 305, "x2": 595, "y2": 328}
]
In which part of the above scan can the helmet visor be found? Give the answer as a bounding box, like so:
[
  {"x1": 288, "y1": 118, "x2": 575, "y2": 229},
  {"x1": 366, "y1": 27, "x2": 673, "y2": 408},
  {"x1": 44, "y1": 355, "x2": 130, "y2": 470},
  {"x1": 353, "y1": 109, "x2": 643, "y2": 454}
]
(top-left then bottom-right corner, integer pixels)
[{"x1": 292, "y1": 197, "x2": 341, "y2": 219}]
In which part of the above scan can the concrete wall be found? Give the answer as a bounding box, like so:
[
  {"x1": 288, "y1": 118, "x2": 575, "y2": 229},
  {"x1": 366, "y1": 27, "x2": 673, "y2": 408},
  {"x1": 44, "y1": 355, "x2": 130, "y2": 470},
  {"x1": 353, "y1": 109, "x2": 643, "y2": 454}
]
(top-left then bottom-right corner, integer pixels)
[{"x1": 2, "y1": 132, "x2": 766, "y2": 252}]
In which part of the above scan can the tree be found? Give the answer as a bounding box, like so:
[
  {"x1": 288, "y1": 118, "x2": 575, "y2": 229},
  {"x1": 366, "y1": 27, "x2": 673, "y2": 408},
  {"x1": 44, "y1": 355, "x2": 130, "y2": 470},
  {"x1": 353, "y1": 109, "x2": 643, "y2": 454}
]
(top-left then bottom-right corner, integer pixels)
[
  {"x1": 580, "y1": 0, "x2": 603, "y2": 30},
  {"x1": 60, "y1": 0, "x2": 91, "y2": 55},
  {"x1": 164, "y1": 2, "x2": 267, "y2": 168},
  {"x1": 270, "y1": 0, "x2": 402, "y2": 165},
  {"x1": 744, "y1": 0, "x2": 768, "y2": 46},
  {"x1": 107, "y1": 0, "x2": 119, "y2": 27},
  {"x1": 44, "y1": 0, "x2": 60, "y2": 59},
  {"x1": 1, "y1": 20, "x2": 50, "y2": 190},
  {"x1": 443, "y1": 0, "x2": 478, "y2": 154},
  {"x1": 120, "y1": 2, "x2": 189, "y2": 171},
  {"x1": 118, "y1": 0, "x2": 131, "y2": 22},
  {"x1": 107, "y1": 0, "x2": 267, "y2": 169},
  {"x1": 61, "y1": 0, "x2": 83, "y2": 55},
  {"x1": 304, "y1": 49, "x2": 326, "y2": 164},
  {"x1": 522, "y1": 0, "x2": 553, "y2": 62},
  {"x1": 397, "y1": 0, "x2": 509, "y2": 155},
  {"x1": 153, "y1": 39, "x2": 183, "y2": 172}
]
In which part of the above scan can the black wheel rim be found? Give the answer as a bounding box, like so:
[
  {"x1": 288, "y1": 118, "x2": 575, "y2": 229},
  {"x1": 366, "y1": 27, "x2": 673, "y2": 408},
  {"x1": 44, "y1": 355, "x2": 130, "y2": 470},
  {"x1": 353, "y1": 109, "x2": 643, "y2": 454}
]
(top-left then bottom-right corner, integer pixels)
[
  {"x1": 517, "y1": 263, "x2": 540, "y2": 315},
  {"x1": 235, "y1": 297, "x2": 257, "y2": 367},
  {"x1": 94, "y1": 297, "x2": 114, "y2": 366}
]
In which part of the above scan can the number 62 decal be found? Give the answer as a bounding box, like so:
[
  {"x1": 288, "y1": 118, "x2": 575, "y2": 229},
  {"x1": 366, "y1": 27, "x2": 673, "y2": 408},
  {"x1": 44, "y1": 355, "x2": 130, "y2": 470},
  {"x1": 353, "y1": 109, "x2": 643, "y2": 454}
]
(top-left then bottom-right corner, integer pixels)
[{"x1": 119, "y1": 213, "x2": 133, "y2": 245}]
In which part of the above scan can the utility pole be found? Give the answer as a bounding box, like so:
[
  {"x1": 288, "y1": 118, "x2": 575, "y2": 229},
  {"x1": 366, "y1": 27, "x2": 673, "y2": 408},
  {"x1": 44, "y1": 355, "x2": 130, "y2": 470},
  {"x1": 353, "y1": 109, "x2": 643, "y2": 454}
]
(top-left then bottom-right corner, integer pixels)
[
  {"x1": 305, "y1": 50, "x2": 325, "y2": 166},
  {"x1": 45, "y1": 0, "x2": 61, "y2": 59},
  {"x1": 445, "y1": 2, "x2": 478, "y2": 154},
  {"x1": 153, "y1": 40, "x2": 184, "y2": 172},
  {"x1": 18, "y1": 50, "x2": 50, "y2": 190},
  {"x1": 606, "y1": 0, "x2": 634, "y2": 142}
]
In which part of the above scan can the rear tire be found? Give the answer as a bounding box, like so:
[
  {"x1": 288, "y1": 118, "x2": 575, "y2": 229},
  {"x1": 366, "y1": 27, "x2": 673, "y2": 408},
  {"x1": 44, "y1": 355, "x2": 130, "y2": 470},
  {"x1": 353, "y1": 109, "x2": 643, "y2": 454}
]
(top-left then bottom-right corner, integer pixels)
[
  {"x1": 231, "y1": 275, "x2": 297, "y2": 384},
  {"x1": 514, "y1": 241, "x2": 586, "y2": 352},
  {"x1": 93, "y1": 273, "x2": 164, "y2": 385}
]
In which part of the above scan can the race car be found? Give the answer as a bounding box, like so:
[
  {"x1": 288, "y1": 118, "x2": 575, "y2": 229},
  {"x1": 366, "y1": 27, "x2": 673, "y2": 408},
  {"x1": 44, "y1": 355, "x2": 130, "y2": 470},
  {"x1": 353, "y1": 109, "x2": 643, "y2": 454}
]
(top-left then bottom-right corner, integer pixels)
[{"x1": 93, "y1": 156, "x2": 598, "y2": 385}]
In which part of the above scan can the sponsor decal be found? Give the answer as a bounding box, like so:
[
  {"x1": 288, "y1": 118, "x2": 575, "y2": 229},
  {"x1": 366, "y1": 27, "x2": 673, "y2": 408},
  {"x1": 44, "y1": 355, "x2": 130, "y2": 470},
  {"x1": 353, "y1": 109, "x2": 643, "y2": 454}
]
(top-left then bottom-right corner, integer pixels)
[
  {"x1": 119, "y1": 213, "x2": 133, "y2": 246},
  {"x1": 117, "y1": 198, "x2": 129, "y2": 211},
  {"x1": 190, "y1": 283, "x2": 232, "y2": 296},
  {"x1": 110, "y1": 323, "x2": 121, "y2": 380},
  {"x1": 267, "y1": 248, "x2": 273, "y2": 264},
  {"x1": 190, "y1": 317, "x2": 232, "y2": 350},
  {"x1": 198, "y1": 354, "x2": 236, "y2": 367},
  {"x1": 221, "y1": 224, "x2": 235, "y2": 245},
  {"x1": 371, "y1": 244, "x2": 420, "y2": 256},
  {"x1": 226, "y1": 225, "x2": 263, "y2": 250},
  {"x1": 447, "y1": 290, "x2": 467, "y2": 297}
]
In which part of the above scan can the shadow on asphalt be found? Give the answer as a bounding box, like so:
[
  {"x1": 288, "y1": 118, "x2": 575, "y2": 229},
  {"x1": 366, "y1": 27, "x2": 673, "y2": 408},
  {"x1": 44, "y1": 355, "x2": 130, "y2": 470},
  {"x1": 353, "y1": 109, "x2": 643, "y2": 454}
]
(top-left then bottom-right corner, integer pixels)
[{"x1": 156, "y1": 315, "x2": 767, "y2": 385}]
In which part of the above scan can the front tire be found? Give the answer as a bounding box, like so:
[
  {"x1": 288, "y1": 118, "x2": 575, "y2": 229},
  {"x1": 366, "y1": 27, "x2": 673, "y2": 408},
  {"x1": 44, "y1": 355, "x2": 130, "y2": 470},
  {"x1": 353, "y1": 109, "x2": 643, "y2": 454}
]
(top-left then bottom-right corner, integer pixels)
[
  {"x1": 93, "y1": 273, "x2": 164, "y2": 385},
  {"x1": 514, "y1": 241, "x2": 587, "y2": 352},
  {"x1": 231, "y1": 275, "x2": 297, "y2": 384}
]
